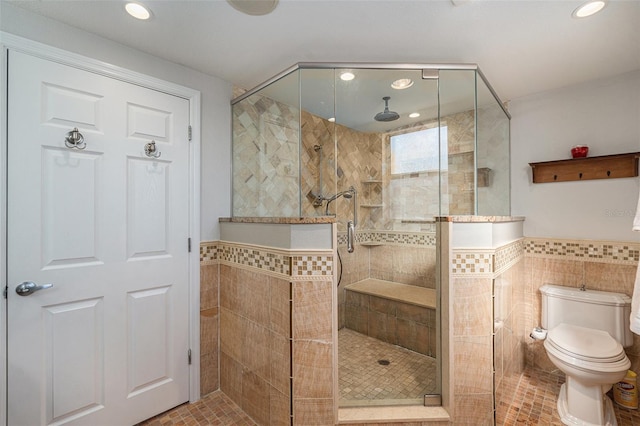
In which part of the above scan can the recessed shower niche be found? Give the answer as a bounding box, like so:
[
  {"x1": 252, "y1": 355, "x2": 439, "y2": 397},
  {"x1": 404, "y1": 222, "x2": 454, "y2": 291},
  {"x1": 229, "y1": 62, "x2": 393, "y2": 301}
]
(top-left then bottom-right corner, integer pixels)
[{"x1": 228, "y1": 64, "x2": 510, "y2": 414}]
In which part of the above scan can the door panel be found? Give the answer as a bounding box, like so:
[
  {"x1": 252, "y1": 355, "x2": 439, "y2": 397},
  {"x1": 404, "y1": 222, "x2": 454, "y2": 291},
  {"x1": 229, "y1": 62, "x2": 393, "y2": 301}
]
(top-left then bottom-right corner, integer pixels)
[
  {"x1": 42, "y1": 147, "x2": 103, "y2": 268},
  {"x1": 42, "y1": 82, "x2": 104, "y2": 131},
  {"x1": 127, "y1": 286, "x2": 171, "y2": 396},
  {"x1": 45, "y1": 298, "x2": 105, "y2": 424},
  {"x1": 8, "y1": 50, "x2": 190, "y2": 426},
  {"x1": 127, "y1": 103, "x2": 171, "y2": 142},
  {"x1": 127, "y1": 158, "x2": 170, "y2": 258}
]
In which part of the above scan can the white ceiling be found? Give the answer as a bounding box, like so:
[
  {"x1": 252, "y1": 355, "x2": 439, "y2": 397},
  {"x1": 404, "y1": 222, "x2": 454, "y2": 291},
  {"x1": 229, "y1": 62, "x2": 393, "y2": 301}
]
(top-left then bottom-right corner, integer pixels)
[{"x1": 3, "y1": 0, "x2": 640, "y2": 104}]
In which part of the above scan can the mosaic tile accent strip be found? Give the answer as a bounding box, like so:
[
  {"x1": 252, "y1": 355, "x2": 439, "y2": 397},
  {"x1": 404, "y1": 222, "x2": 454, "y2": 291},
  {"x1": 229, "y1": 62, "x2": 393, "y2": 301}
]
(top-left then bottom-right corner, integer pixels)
[
  {"x1": 525, "y1": 238, "x2": 640, "y2": 265},
  {"x1": 337, "y1": 229, "x2": 437, "y2": 247},
  {"x1": 200, "y1": 241, "x2": 218, "y2": 264},
  {"x1": 291, "y1": 254, "x2": 333, "y2": 278},
  {"x1": 494, "y1": 239, "x2": 525, "y2": 275},
  {"x1": 218, "y1": 243, "x2": 291, "y2": 276},
  {"x1": 215, "y1": 241, "x2": 333, "y2": 280},
  {"x1": 451, "y1": 251, "x2": 494, "y2": 276}
]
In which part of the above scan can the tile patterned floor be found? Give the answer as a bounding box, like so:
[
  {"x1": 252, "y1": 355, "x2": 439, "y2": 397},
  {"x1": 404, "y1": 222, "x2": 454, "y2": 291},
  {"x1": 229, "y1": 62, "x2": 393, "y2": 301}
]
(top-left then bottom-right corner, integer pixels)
[
  {"x1": 502, "y1": 365, "x2": 640, "y2": 425},
  {"x1": 338, "y1": 328, "x2": 437, "y2": 405},
  {"x1": 138, "y1": 349, "x2": 640, "y2": 425},
  {"x1": 137, "y1": 390, "x2": 257, "y2": 426}
]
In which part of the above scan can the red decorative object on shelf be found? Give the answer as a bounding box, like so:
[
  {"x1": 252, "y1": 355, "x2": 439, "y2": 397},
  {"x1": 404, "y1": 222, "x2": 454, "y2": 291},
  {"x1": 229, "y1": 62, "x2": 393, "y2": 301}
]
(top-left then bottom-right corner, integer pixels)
[{"x1": 571, "y1": 145, "x2": 589, "y2": 158}]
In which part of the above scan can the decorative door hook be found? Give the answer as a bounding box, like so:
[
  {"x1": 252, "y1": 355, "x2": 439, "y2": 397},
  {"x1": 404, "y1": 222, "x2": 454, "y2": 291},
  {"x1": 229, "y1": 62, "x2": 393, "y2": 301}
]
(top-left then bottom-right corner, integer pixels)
[
  {"x1": 64, "y1": 127, "x2": 86, "y2": 150},
  {"x1": 144, "y1": 141, "x2": 161, "y2": 158}
]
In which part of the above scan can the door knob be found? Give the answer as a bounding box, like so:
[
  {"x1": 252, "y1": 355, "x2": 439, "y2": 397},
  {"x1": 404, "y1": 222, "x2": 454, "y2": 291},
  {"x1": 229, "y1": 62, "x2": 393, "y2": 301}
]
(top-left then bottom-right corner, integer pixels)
[{"x1": 15, "y1": 281, "x2": 53, "y2": 296}]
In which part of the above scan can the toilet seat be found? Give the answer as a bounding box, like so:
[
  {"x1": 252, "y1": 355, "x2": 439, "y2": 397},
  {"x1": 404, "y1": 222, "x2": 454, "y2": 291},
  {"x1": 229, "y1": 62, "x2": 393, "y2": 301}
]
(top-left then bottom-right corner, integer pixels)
[{"x1": 545, "y1": 323, "x2": 628, "y2": 372}]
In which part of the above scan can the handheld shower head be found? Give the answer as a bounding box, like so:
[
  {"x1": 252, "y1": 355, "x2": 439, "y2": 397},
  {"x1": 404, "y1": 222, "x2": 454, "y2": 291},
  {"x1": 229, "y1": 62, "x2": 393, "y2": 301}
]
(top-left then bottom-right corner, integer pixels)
[{"x1": 324, "y1": 187, "x2": 356, "y2": 216}]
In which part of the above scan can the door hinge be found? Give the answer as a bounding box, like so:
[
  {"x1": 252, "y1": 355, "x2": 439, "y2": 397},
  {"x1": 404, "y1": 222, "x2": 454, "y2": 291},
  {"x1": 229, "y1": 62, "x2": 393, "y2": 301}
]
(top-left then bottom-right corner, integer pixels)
[
  {"x1": 188, "y1": 237, "x2": 192, "y2": 252},
  {"x1": 3, "y1": 286, "x2": 7, "y2": 299},
  {"x1": 188, "y1": 125, "x2": 192, "y2": 141},
  {"x1": 188, "y1": 348, "x2": 192, "y2": 365}
]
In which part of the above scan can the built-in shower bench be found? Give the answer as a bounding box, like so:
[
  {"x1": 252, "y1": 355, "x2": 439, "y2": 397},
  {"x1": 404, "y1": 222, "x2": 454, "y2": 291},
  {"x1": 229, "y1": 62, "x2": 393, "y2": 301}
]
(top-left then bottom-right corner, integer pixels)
[
  {"x1": 346, "y1": 279, "x2": 436, "y2": 309},
  {"x1": 344, "y1": 279, "x2": 436, "y2": 357}
]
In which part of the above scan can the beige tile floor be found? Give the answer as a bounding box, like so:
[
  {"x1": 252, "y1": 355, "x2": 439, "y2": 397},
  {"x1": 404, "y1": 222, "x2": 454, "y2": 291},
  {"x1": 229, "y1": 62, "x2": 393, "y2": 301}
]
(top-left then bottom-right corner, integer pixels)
[
  {"x1": 501, "y1": 365, "x2": 640, "y2": 425},
  {"x1": 139, "y1": 345, "x2": 640, "y2": 425},
  {"x1": 339, "y1": 328, "x2": 438, "y2": 406},
  {"x1": 137, "y1": 390, "x2": 257, "y2": 426}
]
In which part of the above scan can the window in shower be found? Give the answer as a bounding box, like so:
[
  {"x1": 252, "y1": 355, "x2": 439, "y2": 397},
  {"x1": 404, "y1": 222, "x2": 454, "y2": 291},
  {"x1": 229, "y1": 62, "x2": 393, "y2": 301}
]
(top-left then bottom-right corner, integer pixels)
[
  {"x1": 389, "y1": 125, "x2": 448, "y2": 221},
  {"x1": 390, "y1": 126, "x2": 448, "y2": 175}
]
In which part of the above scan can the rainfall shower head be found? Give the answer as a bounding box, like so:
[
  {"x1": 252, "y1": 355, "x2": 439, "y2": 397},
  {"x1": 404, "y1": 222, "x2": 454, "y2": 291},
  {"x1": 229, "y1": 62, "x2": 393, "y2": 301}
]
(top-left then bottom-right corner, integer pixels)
[{"x1": 374, "y1": 96, "x2": 399, "y2": 122}]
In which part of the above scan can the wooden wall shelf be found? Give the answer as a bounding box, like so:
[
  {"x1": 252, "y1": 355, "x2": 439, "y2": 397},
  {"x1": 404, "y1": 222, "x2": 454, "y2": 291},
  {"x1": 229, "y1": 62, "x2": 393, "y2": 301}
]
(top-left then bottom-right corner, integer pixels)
[{"x1": 529, "y1": 152, "x2": 640, "y2": 184}]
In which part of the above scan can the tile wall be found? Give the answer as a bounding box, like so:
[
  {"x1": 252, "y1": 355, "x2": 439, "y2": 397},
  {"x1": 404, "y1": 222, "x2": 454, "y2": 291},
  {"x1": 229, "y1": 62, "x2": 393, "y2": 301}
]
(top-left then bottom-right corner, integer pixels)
[
  {"x1": 344, "y1": 290, "x2": 436, "y2": 357},
  {"x1": 337, "y1": 230, "x2": 437, "y2": 330},
  {"x1": 232, "y1": 90, "x2": 479, "y2": 222},
  {"x1": 446, "y1": 233, "x2": 526, "y2": 426},
  {"x1": 200, "y1": 244, "x2": 219, "y2": 396},
  {"x1": 523, "y1": 238, "x2": 640, "y2": 373},
  {"x1": 231, "y1": 92, "x2": 301, "y2": 217},
  {"x1": 203, "y1": 230, "x2": 535, "y2": 425},
  {"x1": 203, "y1": 240, "x2": 336, "y2": 426}
]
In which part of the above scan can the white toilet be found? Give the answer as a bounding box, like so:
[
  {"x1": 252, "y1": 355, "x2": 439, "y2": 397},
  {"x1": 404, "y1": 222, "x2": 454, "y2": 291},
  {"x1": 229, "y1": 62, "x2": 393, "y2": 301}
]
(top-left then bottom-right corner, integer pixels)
[{"x1": 540, "y1": 284, "x2": 633, "y2": 426}]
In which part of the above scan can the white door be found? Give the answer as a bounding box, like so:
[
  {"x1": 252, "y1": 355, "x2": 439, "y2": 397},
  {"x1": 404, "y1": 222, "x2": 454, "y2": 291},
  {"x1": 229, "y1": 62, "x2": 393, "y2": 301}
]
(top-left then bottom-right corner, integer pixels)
[{"x1": 7, "y1": 51, "x2": 191, "y2": 426}]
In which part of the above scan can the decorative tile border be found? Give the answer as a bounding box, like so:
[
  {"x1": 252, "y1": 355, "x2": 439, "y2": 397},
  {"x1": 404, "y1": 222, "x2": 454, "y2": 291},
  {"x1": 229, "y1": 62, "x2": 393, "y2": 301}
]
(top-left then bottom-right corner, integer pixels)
[
  {"x1": 200, "y1": 241, "x2": 218, "y2": 264},
  {"x1": 291, "y1": 255, "x2": 333, "y2": 278},
  {"x1": 451, "y1": 251, "x2": 494, "y2": 276},
  {"x1": 452, "y1": 238, "x2": 526, "y2": 277},
  {"x1": 494, "y1": 239, "x2": 525, "y2": 276},
  {"x1": 337, "y1": 229, "x2": 437, "y2": 247},
  {"x1": 525, "y1": 238, "x2": 639, "y2": 265},
  {"x1": 205, "y1": 241, "x2": 333, "y2": 280},
  {"x1": 218, "y1": 243, "x2": 291, "y2": 276}
]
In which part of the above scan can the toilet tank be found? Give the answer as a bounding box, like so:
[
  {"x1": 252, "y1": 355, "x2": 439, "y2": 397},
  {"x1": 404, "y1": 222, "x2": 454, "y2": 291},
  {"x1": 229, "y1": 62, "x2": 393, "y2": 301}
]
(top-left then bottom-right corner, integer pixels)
[{"x1": 540, "y1": 284, "x2": 633, "y2": 347}]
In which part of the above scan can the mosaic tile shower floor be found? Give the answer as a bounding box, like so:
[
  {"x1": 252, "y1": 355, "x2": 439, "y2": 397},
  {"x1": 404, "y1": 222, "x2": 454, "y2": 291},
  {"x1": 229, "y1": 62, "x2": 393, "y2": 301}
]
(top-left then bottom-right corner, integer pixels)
[
  {"x1": 502, "y1": 365, "x2": 640, "y2": 425},
  {"x1": 338, "y1": 328, "x2": 437, "y2": 406}
]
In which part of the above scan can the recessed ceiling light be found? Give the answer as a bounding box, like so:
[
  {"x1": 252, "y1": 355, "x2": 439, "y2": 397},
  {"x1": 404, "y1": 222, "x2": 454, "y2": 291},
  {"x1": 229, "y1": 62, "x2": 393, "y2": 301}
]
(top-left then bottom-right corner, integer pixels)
[
  {"x1": 391, "y1": 79, "x2": 414, "y2": 90},
  {"x1": 328, "y1": 117, "x2": 336, "y2": 122},
  {"x1": 125, "y1": 2, "x2": 151, "y2": 20},
  {"x1": 572, "y1": 0, "x2": 607, "y2": 18},
  {"x1": 340, "y1": 72, "x2": 355, "y2": 81},
  {"x1": 227, "y1": 0, "x2": 279, "y2": 15},
  {"x1": 409, "y1": 112, "x2": 421, "y2": 118}
]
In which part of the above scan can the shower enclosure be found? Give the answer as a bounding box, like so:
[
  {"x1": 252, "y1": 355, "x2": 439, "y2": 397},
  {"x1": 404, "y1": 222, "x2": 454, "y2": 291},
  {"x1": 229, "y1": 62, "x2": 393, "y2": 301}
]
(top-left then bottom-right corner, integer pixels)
[{"x1": 231, "y1": 64, "x2": 510, "y2": 409}]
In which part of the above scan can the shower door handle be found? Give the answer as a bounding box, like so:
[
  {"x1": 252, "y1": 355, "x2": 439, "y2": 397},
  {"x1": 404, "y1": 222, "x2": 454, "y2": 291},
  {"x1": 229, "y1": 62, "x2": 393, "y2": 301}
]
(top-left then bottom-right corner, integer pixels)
[{"x1": 347, "y1": 220, "x2": 355, "y2": 253}]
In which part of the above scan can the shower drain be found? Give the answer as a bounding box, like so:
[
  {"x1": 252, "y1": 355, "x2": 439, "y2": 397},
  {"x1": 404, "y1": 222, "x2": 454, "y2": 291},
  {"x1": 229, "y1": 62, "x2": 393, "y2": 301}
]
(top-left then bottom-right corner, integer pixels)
[{"x1": 377, "y1": 359, "x2": 390, "y2": 366}]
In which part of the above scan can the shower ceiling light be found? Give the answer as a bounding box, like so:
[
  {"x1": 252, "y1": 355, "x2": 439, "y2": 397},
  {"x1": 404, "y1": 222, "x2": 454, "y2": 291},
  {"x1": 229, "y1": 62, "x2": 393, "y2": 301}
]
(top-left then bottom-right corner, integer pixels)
[
  {"x1": 340, "y1": 72, "x2": 355, "y2": 81},
  {"x1": 125, "y1": 2, "x2": 151, "y2": 20},
  {"x1": 409, "y1": 112, "x2": 421, "y2": 118},
  {"x1": 572, "y1": 0, "x2": 607, "y2": 18},
  {"x1": 391, "y1": 79, "x2": 414, "y2": 90}
]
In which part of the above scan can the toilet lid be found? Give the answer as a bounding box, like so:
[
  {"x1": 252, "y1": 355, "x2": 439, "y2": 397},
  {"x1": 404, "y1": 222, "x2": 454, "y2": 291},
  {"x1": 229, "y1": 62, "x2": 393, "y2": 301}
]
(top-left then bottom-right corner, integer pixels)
[{"x1": 547, "y1": 323, "x2": 626, "y2": 362}]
